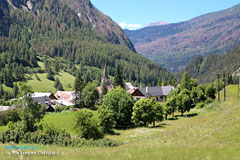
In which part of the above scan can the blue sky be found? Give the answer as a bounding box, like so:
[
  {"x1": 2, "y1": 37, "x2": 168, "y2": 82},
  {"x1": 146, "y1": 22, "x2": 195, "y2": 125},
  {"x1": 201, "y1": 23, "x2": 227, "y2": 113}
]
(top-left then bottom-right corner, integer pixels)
[{"x1": 91, "y1": 0, "x2": 240, "y2": 30}]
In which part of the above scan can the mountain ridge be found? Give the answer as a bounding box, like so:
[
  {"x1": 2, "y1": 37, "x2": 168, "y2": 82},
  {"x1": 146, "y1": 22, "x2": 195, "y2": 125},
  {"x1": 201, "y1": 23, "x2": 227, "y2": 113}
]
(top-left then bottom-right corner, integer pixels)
[{"x1": 125, "y1": 4, "x2": 240, "y2": 72}]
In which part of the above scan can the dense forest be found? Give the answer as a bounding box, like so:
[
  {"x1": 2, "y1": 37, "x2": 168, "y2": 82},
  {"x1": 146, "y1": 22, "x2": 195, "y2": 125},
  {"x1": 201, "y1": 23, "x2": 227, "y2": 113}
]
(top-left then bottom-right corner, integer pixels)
[
  {"x1": 176, "y1": 45, "x2": 240, "y2": 83},
  {"x1": 0, "y1": 0, "x2": 172, "y2": 100}
]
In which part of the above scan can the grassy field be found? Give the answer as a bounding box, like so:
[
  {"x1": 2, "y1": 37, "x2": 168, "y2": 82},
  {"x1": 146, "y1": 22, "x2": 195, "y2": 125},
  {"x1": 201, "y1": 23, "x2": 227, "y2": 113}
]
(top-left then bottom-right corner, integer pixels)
[
  {"x1": 26, "y1": 71, "x2": 75, "y2": 92},
  {"x1": 1, "y1": 85, "x2": 240, "y2": 160},
  {"x1": 43, "y1": 112, "x2": 75, "y2": 135}
]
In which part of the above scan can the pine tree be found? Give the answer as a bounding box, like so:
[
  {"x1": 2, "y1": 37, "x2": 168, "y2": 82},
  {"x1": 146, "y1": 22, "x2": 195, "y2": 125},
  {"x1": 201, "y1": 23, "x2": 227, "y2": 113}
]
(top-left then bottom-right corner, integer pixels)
[
  {"x1": 54, "y1": 77, "x2": 60, "y2": 89},
  {"x1": 46, "y1": 67, "x2": 54, "y2": 81},
  {"x1": 181, "y1": 72, "x2": 190, "y2": 90},
  {"x1": 0, "y1": 83, "x2": 4, "y2": 99},
  {"x1": 13, "y1": 83, "x2": 19, "y2": 98},
  {"x1": 57, "y1": 83, "x2": 64, "y2": 91},
  {"x1": 101, "y1": 79, "x2": 108, "y2": 98},
  {"x1": 113, "y1": 64, "x2": 124, "y2": 88},
  {"x1": 73, "y1": 72, "x2": 85, "y2": 108}
]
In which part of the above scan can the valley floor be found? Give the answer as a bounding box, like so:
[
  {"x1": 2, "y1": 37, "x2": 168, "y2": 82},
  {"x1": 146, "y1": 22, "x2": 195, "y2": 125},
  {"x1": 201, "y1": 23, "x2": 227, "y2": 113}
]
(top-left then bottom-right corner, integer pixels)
[{"x1": 1, "y1": 85, "x2": 240, "y2": 160}]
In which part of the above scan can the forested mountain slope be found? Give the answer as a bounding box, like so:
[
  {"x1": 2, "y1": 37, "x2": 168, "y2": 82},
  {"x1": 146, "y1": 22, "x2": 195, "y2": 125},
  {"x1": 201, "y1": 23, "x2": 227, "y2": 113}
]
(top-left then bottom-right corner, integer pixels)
[
  {"x1": 125, "y1": 4, "x2": 240, "y2": 72},
  {"x1": 176, "y1": 46, "x2": 240, "y2": 83},
  {"x1": 0, "y1": 0, "x2": 172, "y2": 94}
]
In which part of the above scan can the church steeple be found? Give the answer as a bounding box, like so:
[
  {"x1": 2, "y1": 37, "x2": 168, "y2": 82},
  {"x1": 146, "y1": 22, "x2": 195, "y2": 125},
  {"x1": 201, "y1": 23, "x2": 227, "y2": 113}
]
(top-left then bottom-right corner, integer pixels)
[{"x1": 101, "y1": 63, "x2": 112, "y2": 88}]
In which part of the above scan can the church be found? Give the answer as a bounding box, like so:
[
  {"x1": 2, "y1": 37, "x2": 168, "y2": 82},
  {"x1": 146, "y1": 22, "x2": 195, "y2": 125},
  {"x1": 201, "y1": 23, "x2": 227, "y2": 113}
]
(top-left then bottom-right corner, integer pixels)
[{"x1": 97, "y1": 63, "x2": 113, "y2": 96}]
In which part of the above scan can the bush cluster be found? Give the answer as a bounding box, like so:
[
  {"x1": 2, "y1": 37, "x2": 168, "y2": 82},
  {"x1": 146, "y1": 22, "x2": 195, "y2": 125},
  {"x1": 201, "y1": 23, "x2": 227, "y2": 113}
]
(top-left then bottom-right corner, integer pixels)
[
  {"x1": 0, "y1": 127, "x2": 119, "y2": 147},
  {"x1": 0, "y1": 109, "x2": 21, "y2": 126}
]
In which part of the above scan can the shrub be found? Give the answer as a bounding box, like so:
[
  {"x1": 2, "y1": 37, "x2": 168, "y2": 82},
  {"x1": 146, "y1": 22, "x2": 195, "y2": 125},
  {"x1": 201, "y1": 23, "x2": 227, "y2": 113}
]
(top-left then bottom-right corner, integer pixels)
[
  {"x1": 73, "y1": 109, "x2": 104, "y2": 140},
  {"x1": 196, "y1": 102, "x2": 205, "y2": 109},
  {"x1": 102, "y1": 87, "x2": 135, "y2": 128},
  {"x1": 0, "y1": 129, "x2": 119, "y2": 147},
  {"x1": 132, "y1": 98, "x2": 156, "y2": 127},
  {"x1": 0, "y1": 109, "x2": 21, "y2": 126},
  {"x1": 98, "y1": 104, "x2": 116, "y2": 133}
]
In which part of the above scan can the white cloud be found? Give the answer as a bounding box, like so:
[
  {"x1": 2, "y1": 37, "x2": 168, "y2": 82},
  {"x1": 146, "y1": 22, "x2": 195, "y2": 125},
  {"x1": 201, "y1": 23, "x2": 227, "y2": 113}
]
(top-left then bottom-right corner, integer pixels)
[{"x1": 119, "y1": 22, "x2": 143, "y2": 30}]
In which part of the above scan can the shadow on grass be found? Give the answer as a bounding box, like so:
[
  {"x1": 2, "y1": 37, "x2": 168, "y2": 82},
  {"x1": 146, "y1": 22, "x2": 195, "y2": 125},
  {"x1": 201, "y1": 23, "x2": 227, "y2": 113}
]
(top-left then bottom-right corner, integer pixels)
[
  {"x1": 168, "y1": 117, "x2": 179, "y2": 120},
  {"x1": 108, "y1": 131, "x2": 120, "y2": 136},
  {"x1": 149, "y1": 123, "x2": 167, "y2": 128},
  {"x1": 175, "y1": 113, "x2": 198, "y2": 118}
]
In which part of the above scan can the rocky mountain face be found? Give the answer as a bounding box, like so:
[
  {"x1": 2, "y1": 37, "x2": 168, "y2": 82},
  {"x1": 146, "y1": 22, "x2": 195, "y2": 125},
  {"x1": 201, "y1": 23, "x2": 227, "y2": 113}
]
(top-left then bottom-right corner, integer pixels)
[{"x1": 125, "y1": 4, "x2": 240, "y2": 72}]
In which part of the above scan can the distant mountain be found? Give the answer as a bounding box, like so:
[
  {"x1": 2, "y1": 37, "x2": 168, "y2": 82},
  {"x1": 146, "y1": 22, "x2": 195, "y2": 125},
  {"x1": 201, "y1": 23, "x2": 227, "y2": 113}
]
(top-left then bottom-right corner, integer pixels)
[
  {"x1": 147, "y1": 21, "x2": 170, "y2": 27},
  {"x1": 125, "y1": 4, "x2": 240, "y2": 72},
  {"x1": 0, "y1": 0, "x2": 172, "y2": 90},
  {"x1": 176, "y1": 45, "x2": 240, "y2": 83}
]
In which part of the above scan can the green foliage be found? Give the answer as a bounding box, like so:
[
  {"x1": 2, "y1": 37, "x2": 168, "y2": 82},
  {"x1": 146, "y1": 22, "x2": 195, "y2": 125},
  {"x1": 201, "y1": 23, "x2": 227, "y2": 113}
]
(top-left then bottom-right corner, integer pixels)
[
  {"x1": 54, "y1": 77, "x2": 64, "y2": 91},
  {"x1": 46, "y1": 67, "x2": 54, "y2": 81},
  {"x1": 0, "y1": 0, "x2": 172, "y2": 90},
  {"x1": 177, "y1": 46, "x2": 240, "y2": 83},
  {"x1": 102, "y1": 87, "x2": 135, "y2": 128},
  {"x1": 113, "y1": 64, "x2": 124, "y2": 88},
  {"x1": 81, "y1": 82, "x2": 99, "y2": 109},
  {"x1": 205, "y1": 84, "x2": 217, "y2": 100},
  {"x1": 180, "y1": 72, "x2": 190, "y2": 90},
  {"x1": 18, "y1": 83, "x2": 45, "y2": 132},
  {"x1": 0, "y1": 109, "x2": 20, "y2": 126},
  {"x1": 164, "y1": 96, "x2": 177, "y2": 118},
  {"x1": 101, "y1": 79, "x2": 108, "y2": 98},
  {"x1": 73, "y1": 72, "x2": 85, "y2": 108},
  {"x1": 154, "y1": 102, "x2": 164, "y2": 122},
  {"x1": 132, "y1": 98, "x2": 156, "y2": 127},
  {"x1": 13, "y1": 83, "x2": 19, "y2": 98},
  {"x1": 73, "y1": 109, "x2": 104, "y2": 140},
  {"x1": 176, "y1": 89, "x2": 192, "y2": 116},
  {"x1": 98, "y1": 104, "x2": 116, "y2": 133},
  {"x1": 0, "y1": 126, "x2": 119, "y2": 147}
]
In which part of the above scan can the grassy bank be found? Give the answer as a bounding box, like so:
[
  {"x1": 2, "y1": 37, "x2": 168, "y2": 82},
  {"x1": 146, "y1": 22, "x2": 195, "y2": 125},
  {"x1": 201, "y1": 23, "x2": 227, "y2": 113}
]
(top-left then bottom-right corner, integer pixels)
[{"x1": 1, "y1": 85, "x2": 240, "y2": 159}]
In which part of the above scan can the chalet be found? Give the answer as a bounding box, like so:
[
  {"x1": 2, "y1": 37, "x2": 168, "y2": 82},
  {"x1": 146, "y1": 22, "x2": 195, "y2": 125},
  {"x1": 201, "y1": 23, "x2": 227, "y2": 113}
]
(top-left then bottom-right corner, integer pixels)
[
  {"x1": 31, "y1": 93, "x2": 58, "y2": 112},
  {"x1": 132, "y1": 86, "x2": 175, "y2": 102},
  {"x1": 55, "y1": 91, "x2": 75, "y2": 106},
  {"x1": 31, "y1": 93, "x2": 57, "y2": 106}
]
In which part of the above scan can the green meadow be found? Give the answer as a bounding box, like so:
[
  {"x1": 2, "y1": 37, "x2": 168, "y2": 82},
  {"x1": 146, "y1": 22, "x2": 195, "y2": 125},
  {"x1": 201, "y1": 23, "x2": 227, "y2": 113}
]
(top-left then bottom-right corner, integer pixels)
[
  {"x1": 26, "y1": 71, "x2": 75, "y2": 92},
  {"x1": 1, "y1": 85, "x2": 240, "y2": 159}
]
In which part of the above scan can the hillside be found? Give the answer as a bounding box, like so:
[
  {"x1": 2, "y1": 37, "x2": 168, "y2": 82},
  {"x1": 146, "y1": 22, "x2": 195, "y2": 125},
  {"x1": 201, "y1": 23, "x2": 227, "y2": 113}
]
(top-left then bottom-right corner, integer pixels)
[
  {"x1": 0, "y1": 0, "x2": 172, "y2": 95},
  {"x1": 176, "y1": 45, "x2": 240, "y2": 83},
  {"x1": 125, "y1": 4, "x2": 240, "y2": 72},
  {"x1": 63, "y1": 0, "x2": 136, "y2": 52},
  {"x1": 1, "y1": 85, "x2": 240, "y2": 159}
]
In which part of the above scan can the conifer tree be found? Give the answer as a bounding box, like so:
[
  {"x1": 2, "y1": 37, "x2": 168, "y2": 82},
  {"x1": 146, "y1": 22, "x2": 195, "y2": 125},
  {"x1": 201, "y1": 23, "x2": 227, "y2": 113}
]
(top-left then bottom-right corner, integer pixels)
[
  {"x1": 113, "y1": 64, "x2": 124, "y2": 88},
  {"x1": 101, "y1": 79, "x2": 108, "y2": 98},
  {"x1": 54, "y1": 77, "x2": 60, "y2": 89},
  {"x1": 13, "y1": 83, "x2": 19, "y2": 98},
  {"x1": 181, "y1": 72, "x2": 190, "y2": 90},
  {"x1": 46, "y1": 67, "x2": 54, "y2": 81},
  {"x1": 73, "y1": 72, "x2": 85, "y2": 108}
]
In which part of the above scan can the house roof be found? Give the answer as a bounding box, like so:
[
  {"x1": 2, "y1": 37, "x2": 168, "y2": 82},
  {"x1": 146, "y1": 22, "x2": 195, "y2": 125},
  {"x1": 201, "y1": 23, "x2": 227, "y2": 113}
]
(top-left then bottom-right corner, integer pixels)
[
  {"x1": 32, "y1": 93, "x2": 52, "y2": 98},
  {"x1": 0, "y1": 106, "x2": 11, "y2": 112},
  {"x1": 134, "y1": 86, "x2": 175, "y2": 97},
  {"x1": 125, "y1": 82, "x2": 134, "y2": 90},
  {"x1": 55, "y1": 91, "x2": 74, "y2": 100}
]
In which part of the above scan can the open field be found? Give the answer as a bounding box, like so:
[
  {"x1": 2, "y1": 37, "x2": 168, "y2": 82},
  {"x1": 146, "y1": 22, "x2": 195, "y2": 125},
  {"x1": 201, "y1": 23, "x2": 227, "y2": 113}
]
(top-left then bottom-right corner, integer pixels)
[
  {"x1": 1, "y1": 85, "x2": 240, "y2": 159},
  {"x1": 26, "y1": 71, "x2": 75, "y2": 92}
]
